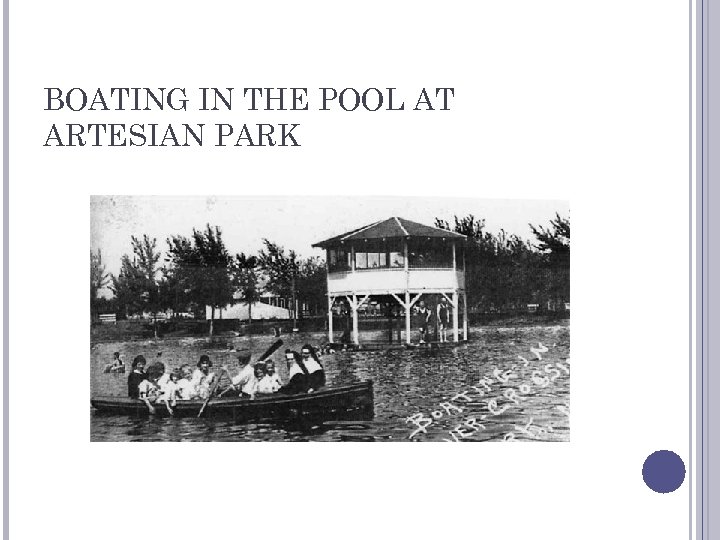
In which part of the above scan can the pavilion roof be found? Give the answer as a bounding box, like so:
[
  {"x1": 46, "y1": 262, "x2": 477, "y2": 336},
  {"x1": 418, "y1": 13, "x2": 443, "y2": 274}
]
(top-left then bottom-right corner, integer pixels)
[{"x1": 312, "y1": 217, "x2": 466, "y2": 248}]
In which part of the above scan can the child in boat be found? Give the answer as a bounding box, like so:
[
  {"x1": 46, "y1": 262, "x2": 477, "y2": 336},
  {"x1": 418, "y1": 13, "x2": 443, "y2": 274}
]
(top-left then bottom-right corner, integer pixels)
[
  {"x1": 190, "y1": 355, "x2": 215, "y2": 400},
  {"x1": 265, "y1": 360, "x2": 282, "y2": 392},
  {"x1": 149, "y1": 361, "x2": 170, "y2": 394},
  {"x1": 137, "y1": 364, "x2": 163, "y2": 414},
  {"x1": 175, "y1": 364, "x2": 194, "y2": 400},
  {"x1": 157, "y1": 368, "x2": 181, "y2": 410},
  {"x1": 127, "y1": 355, "x2": 148, "y2": 398},
  {"x1": 301, "y1": 344, "x2": 326, "y2": 391},
  {"x1": 256, "y1": 360, "x2": 281, "y2": 394},
  {"x1": 248, "y1": 362, "x2": 268, "y2": 398}
]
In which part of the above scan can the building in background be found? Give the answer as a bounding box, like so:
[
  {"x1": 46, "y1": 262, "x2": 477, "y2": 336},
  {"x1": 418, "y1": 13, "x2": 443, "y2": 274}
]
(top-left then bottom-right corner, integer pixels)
[{"x1": 313, "y1": 217, "x2": 468, "y2": 345}]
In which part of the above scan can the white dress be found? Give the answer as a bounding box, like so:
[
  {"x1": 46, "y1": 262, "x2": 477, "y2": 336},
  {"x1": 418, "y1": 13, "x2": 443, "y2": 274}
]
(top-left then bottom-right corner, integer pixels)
[
  {"x1": 190, "y1": 369, "x2": 215, "y2": 399},
  {"x1": 157, "y1": 380, "x2": 178, "y2": 403},
  {"x1": 137, "y1": 379, "x2": 160, "y2": 398},
  {"x1": 175, "y1": 378, "x2": 194, "y2": 400},
  {"x1": 256, "y1": 374, "x2": 281, "y2": 393}
]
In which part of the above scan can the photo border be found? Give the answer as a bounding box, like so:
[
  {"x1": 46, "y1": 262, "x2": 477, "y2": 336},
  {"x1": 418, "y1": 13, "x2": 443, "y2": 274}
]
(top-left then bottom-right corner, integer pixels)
[{"x1": 0, "y1": 0, "x2": 713, "y2": 538}]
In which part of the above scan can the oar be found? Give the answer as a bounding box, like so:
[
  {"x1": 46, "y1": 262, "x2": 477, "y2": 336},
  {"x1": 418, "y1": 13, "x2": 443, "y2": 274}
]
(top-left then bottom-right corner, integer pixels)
[
  {"x1": 218, "y1": 383, "x2": 236, "y2": 398},
  {"x1": 197, "y1": 368, "x2": 227, "y2": 418},
  {"x1": 218, "y1": 339, "x2": 284, "y2": 398},
  {"x1": 256, "y1": 338, "x2": 284, "y2": 363}
]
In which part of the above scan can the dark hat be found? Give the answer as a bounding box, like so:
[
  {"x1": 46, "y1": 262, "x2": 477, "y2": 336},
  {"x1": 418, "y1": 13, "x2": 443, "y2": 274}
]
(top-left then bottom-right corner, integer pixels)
[{"x1": 237, "y1": 350, "x2": 252, "y2": 362}]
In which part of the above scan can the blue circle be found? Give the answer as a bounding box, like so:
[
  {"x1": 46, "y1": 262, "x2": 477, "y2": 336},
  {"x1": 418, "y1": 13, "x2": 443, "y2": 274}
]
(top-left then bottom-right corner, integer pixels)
[{"x1": 643, "y1": 450, "x2": 686, "y2": 493}]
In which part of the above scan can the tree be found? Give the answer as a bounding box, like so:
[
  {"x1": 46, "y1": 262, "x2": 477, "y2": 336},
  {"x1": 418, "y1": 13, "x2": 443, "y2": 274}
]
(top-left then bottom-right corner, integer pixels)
[
  {"x1": 164, "y1": 235, "x2": 200, "y2": 315},
  {"x1": 90, "y1": 249, "x2": 110, "y2": 322},
  {"x1": 231, "y1": 252, "x2": 261, "y2": 322},
  {"x1": 296, "y1": 256, "x2": 327, "y2": 315},
  {"x1": 257, "y1": 239, "x2": 296, "y2": 299},
  {"x1": 530, "y1": 213, "x2": 570, "y2": 306},
  {"x1": 110, "y1": 235, "x2": 164, "y2": 336},
  {"x1": 166, "y1": 225, "x2": 234, "y2": 336},
  {"x1": 530, "y1": 213, "x2": 570, "y2": 267},
  {"x1": 436, "y1": 215, "x2": 545, "y2": 311},
  {"x1": 436, "y1": 215, "x2": 497, "y2": 309},
  {"x1": 258, "y1": 240, "x2": 327, "y2": 321},
  {"x1": 112, "y1": 254, "x2": 145, "y2": 317}
]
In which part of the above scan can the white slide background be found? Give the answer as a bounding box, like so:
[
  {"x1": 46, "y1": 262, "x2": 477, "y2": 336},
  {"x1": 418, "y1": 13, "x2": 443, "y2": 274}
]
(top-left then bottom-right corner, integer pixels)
[{"x1": 9, "y1": 1, "x2": 692, "y2": 539}]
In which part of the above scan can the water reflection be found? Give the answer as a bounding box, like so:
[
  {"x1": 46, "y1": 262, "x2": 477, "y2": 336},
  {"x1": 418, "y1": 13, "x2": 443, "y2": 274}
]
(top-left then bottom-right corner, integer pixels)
[{"x1": 91, "y1": 324, "x2": 570, "y2": 442}]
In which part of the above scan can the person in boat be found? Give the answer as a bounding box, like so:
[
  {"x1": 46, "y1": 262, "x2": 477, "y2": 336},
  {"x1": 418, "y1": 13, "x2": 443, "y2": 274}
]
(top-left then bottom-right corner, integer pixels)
[
  {"x1": 137, "y1": 363, "x2": 163, "y2": 414},
  {"x1": 248, "y1": 362, "x2": 268, "y2": 398},
  {"x1": 157, "y1": 368, "x2": 181, "y2": 412},
  {"x1": 256, "y1": 360, "x2": 281, "y2": 394},
  {"x1": 279, "y1": 351, "x2": 310, "y2": 394},
  {"x1": 261, "y1": 359, "x2": 282, "y2": 392},
  {"x1": 301, "y1": 344, "x2": 326, "y2": 391},
  {"x1": 225, "y1": 350, "x2": 255, "y2": 397},
  {"x1": 149, "y1": 361, "x2": 170, "y2": 393},
  {"x1": 127, "y1": 355, "x2": 148, "y2": 398},
  {"x1": 105, "y1": 352, "x2": 125, "y2": 373},
  {"x1": 175, "y1": 364, "x2": 195, "y2": 400},
  {"x1": 436, "y1": 297, "x2": 451, "y2": 343},
  {"x1": 190, "y1": 356, "x2": 215, "y2": 400}
]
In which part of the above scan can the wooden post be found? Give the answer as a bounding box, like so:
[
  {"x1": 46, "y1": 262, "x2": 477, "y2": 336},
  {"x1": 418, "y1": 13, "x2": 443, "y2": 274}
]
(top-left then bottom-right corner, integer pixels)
[
  {"x1": 326, "y1": 253, "x2": 332, "y2": 342},
  {"x1": 463, "y1": 246, "x2": 467, "y2": 340},
  {"x1": 453, "y1": 292, "x2": 459, "y2": 342},
  {"x1": 463, "y1": 291, "x2": 468, "y2": 340},
  {"x1": 352, "y1": 294, "x2": 360, "y2": 345},
  {"x1": 404, "y1": 238, "x2": 409, "y2": 271},
  {"x1": 405, "y1": 291, "x2": 411, "y2": 344},
  {"x1": 404, "y1": 238, "x2": 411, "y2": 344}
]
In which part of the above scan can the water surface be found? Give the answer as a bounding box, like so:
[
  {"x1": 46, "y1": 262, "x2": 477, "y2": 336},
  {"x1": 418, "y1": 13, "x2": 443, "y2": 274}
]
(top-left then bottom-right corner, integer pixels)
[{"x1": 91, "y1": 323, "x2": 570, "y2": 442}]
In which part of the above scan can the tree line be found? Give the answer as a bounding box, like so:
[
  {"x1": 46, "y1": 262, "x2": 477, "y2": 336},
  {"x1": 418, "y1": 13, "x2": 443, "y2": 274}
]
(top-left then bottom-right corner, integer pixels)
[
  {"x1": 90, "y1": 213, "x2": 570, "y2": 334},
  {"x1": 435, "y1": 213, "x2": 570, "y2": 312},
  {"x1": 90, "y1": 225, "x2": 325, "y2": 336}
]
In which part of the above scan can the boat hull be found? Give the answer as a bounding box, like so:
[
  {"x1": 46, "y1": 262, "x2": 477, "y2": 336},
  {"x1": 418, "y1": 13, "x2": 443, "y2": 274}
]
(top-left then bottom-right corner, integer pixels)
[{"x1": 91, "y1": 381, "x2": 374, "y2": 423}]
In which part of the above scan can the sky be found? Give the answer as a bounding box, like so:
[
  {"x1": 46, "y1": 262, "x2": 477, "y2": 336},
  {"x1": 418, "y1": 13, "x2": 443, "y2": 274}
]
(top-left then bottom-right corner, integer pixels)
[{"x1": 91, "y1": 196, "x2": 569, "y2": 289}]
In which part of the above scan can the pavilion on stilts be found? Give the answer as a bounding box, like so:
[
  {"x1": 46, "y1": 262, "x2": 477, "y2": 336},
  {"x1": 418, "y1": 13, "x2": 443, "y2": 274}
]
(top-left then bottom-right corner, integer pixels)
[{"x1": 312, "y1": 217, "x2": 468, "y2": 346}]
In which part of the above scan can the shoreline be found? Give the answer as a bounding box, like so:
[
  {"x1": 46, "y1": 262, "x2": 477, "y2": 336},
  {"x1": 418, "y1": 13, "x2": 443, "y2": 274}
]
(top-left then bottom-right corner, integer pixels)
[{"x1": 90, "y1": 316, "x2": 569, "y2": 345}]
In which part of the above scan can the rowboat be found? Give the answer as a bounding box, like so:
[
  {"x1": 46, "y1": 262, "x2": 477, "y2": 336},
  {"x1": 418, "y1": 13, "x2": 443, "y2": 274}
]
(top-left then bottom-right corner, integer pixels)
[{"x1": 91, "y1": 381, "x2": 374, "y2": 422}]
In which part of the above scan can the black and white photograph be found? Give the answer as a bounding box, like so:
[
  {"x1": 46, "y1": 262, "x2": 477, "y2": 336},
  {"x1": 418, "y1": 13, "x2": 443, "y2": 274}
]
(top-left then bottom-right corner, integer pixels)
[{"x1": 90, "y1": 196, "x2": 570, "y2": 442}]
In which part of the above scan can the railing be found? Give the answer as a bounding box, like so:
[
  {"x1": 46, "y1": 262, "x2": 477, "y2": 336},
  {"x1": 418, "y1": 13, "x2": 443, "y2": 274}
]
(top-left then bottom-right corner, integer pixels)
[
  {"x1": 327, "y1": 267, "x2": 464, "y2": 293},
  {"x1": 328, "y1": 266, "x2": 460, "y2": 275}
]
